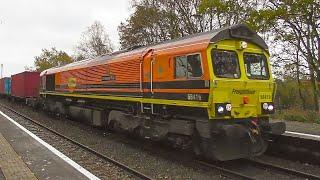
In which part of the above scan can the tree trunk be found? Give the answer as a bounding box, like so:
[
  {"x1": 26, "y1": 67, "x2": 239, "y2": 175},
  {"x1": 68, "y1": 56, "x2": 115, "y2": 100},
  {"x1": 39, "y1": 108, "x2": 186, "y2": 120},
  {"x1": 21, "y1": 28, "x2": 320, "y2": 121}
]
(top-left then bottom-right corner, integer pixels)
[
  {"x1": 309, "y1": 62, "x2": 320, "y2": 112},
  {"x1": 296, "y1": 64, "x2": 306, "y2": 110}
]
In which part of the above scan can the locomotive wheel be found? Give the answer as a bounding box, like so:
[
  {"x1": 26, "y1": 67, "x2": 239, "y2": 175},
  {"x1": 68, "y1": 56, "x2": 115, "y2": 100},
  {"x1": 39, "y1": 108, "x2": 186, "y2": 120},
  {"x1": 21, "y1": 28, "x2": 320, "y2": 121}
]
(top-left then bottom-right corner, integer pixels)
[
  {"x1": 250, "y1": 135, "x2": 268, "y2": 156},
  {"x1": 133, "y1": 126, "x2": 144, "y2": 138},
  {"x1": 107, "y1": 110, "x2": 121, "y2": 131},
  {"x1": 108, "y1": 119, "x2": 120, "y2": 131}
]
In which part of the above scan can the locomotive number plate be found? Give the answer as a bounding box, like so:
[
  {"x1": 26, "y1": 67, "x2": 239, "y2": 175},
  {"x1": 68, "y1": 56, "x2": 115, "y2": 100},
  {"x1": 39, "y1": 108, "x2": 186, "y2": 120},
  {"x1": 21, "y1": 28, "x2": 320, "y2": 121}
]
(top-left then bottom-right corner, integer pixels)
[{"x1": 259, "y1": 92, "x2": 272, "y2": 102}]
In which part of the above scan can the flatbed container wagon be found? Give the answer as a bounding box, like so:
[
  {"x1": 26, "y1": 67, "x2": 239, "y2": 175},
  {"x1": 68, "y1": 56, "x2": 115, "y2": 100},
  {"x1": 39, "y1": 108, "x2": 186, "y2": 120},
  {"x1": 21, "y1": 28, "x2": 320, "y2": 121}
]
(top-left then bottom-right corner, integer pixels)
[
  {"x1": 11, "y1": 71, "x2": 40, "y2": 98},
  {"x1": 0, "y1": 77, "x2": 11, "y2": 95}
]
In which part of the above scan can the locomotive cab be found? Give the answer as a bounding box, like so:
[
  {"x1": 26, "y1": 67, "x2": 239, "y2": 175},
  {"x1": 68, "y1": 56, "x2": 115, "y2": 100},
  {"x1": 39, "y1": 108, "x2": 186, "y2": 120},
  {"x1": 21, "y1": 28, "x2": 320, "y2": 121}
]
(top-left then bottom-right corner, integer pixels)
[
  {"x1": 208, "y1": 39, "x2": 274, "y2": 119},
  {"x1": 201, "y1": 38, "x2": 285, "y2": 160}
]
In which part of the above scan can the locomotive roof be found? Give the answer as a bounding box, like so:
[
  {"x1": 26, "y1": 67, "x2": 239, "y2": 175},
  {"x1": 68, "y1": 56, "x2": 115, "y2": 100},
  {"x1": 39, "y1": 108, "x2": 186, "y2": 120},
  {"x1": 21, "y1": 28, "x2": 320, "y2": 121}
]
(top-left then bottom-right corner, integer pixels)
[{"x1": 42, "y1": 24, "x2": 268, "y2": 75}]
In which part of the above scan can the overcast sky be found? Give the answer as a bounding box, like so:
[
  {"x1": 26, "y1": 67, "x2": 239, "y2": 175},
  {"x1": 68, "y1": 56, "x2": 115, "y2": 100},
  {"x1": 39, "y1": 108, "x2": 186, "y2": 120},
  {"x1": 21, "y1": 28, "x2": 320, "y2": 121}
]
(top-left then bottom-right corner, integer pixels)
[{"x1": 0, "y1": 0, "x2": 132, "y2": 77}]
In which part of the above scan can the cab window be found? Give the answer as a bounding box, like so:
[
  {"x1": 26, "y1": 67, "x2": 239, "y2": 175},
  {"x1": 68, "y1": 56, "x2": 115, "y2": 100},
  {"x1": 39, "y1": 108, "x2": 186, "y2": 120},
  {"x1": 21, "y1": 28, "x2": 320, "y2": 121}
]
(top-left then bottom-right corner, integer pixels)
[
  {"x1": 175, "y1": 54, "x2": 202, "y2": 78},
  {"x1": 244, "y1": 53, "x2": 269, "y2": 80},
  {"x1": 212, "y1": 50, "x2": 240, "y2": 78}
]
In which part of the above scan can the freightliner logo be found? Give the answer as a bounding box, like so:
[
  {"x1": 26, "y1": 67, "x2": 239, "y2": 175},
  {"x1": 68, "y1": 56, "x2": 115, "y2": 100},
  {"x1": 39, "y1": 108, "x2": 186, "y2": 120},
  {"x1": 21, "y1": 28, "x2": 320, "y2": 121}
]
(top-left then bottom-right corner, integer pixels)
[{"x1": 232, "y1": 89, "x2": 256, "y2": 95}]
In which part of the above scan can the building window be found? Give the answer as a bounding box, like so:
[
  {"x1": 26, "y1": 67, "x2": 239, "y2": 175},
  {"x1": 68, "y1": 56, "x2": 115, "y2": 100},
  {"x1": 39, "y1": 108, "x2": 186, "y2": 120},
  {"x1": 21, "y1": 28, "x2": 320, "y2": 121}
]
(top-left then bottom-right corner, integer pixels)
[{"x1": 175, "y1": 54, "x2": 202, "y2": 78}]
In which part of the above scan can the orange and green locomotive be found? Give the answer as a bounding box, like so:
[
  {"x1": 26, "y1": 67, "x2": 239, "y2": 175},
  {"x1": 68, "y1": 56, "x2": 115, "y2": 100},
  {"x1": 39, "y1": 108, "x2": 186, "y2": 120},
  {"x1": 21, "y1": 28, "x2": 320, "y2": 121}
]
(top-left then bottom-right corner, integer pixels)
[{"x1": 40, "y1": 24, "x2": 285, "y2": 161}]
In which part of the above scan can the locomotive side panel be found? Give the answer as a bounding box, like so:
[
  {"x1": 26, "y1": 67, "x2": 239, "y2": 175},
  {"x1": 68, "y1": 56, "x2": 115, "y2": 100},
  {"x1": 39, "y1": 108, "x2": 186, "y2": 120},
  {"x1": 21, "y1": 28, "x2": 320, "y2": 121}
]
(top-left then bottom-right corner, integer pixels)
[
  {"x1": 51, "y1": 44, "x2": 210, "y2": 104},
  {"x1": 55, "y1": 57, "x2": 141, "y2": 96},
  {"x1": 142, "y1": 45, "x2": 210, "y2": 102}
]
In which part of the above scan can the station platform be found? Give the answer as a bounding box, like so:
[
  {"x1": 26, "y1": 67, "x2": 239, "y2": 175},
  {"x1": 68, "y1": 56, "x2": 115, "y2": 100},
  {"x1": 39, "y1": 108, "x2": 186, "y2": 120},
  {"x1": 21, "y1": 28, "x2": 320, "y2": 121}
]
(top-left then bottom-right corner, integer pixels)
[
  {"x1": 0, "y1": 111, "x2": 98, "y2": 180},
  {"x1": 271, "y1": 119, "x2": 320, "y2": 141}
]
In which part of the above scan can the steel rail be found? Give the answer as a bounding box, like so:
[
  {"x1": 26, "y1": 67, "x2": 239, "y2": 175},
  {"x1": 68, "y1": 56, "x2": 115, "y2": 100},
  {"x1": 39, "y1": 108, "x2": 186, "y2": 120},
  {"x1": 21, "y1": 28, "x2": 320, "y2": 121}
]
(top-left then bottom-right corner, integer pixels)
[
  {"x1": 196, "y1": 160, "x2": 255, "y2": 180},
  {"x1": 0, "y1": 103, "x2": 153, "y2": 180},
  {"x1": 244, "y1": 159, "x2": 320, "y2": 180}
]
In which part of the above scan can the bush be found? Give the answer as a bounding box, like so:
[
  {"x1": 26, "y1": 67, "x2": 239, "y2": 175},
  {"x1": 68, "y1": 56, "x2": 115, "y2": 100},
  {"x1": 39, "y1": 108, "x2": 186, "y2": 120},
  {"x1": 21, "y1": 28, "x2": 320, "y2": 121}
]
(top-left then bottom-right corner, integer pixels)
[{"x1": 315, "y1": 117, "x2": 320, "y2": 124}]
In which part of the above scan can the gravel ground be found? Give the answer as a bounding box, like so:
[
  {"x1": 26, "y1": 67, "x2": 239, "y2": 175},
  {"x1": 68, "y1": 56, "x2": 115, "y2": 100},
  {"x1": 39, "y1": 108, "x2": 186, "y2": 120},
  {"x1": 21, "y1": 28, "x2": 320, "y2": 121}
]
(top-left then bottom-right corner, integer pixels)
[
  {"x1": 271, "y1": 119, "x2": 320, "y2": 135},
  {"x1": 1, "y1": 98, "x2": 319, "y2": 179},
  {"x1": 207, "y1": 158, "x2": 315, "y2": 180},
  {"x1": 0, "y1": 98, "x2": 226, "y2": 180},
  {"x1": 254, "y1": 155, "x2": 320, "y2": 176},
  {"x1": 0, "y1": 105, "x2": 133, "y2": 180}
]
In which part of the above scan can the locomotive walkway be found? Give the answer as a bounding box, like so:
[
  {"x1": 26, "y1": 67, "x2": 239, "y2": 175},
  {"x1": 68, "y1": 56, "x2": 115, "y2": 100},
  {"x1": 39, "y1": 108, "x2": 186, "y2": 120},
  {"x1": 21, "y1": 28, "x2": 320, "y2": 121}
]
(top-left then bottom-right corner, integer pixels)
[{"x1": 0, "y1": 111, "x2": 97, "y2": 180}]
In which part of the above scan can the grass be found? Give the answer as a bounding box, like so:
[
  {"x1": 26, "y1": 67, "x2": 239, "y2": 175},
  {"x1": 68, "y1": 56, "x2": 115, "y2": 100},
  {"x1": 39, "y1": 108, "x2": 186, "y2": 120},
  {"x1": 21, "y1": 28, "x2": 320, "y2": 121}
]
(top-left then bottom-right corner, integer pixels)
[{"x1": 272, "y1": 108, "x2": 320, "y2": 124}]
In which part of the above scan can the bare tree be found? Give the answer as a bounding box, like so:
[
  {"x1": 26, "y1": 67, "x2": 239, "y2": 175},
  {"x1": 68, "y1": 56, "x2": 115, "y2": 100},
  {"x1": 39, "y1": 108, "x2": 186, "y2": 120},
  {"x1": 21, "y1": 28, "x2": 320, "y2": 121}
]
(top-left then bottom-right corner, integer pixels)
[{"x1": 75, "y1": 21, "x2": 114, "y2": 60}]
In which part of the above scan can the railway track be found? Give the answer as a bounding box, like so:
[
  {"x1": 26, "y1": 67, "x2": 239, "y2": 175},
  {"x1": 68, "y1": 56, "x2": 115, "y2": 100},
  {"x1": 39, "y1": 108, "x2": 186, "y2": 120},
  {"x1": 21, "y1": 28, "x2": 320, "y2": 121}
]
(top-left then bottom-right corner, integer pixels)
[
  {"x1": 244, "y1": 159, "x2": 320, "y2": 179},
  {"x1": 0, "y1": 103, "x2": 153, "y2": 180},
  {"x1": 1, "y1": 102, "x2": 320, "y2": 180},
  {"x1": 196, "y1": 160, "x2": 255, "y2": 180},
  {"x1": 197, "y1": 158, "x2": 320, "y2": 180}
]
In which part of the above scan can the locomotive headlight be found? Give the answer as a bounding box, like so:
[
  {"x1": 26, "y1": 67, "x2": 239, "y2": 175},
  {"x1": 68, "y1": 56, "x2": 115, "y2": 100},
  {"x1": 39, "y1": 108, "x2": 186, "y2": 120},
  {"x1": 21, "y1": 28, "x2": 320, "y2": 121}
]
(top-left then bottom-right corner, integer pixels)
[
  {"x1": 226, "y1": 104, "x2": 232, "y2": 112},
  {"x1": 215, "y1": 103, "x2": 231, "y2": 116},
  {"x1": 262, "y1": 103, "x2": 269, "y2": 110},
  {"x1": 268, "y1": 104, "x2": 274, "y2": 111},
  {"x1": 261, "y1": 102, "x2": 275, "y2": 114},
  {"x1": 217, "y1": 106, "x2": 224, "y2": 114},
  {"x1": 239, "y1": 41, "x2": 248, "y2": 49}
]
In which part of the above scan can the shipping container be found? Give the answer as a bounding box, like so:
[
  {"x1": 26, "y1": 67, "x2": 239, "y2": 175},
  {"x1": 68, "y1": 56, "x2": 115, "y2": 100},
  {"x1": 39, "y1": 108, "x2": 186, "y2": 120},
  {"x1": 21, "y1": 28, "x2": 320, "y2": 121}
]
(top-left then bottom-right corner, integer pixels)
[
  {"x1": 11, "y1": 71, "x2": 40, "y2": 98},
  {"x1": 0, "y1": 77, "x2": 11, "y2": 95},
  {"x1": 4, "y1": 77, "x2": 11, "y2": 95},
  {"x1": 0, "y1": 78, "x2": 4, "y2": 94}
]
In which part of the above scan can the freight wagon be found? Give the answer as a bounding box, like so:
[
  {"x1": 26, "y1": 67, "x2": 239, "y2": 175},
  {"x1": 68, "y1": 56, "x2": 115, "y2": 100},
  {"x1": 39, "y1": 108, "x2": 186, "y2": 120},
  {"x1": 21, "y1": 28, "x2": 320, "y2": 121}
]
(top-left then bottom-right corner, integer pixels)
[
  {"x1": 0, "y1": 77, "x2": 11, "y2": 96},
  {"x1": 11, "y1": 71, "x2": 40, "y2": 99}
]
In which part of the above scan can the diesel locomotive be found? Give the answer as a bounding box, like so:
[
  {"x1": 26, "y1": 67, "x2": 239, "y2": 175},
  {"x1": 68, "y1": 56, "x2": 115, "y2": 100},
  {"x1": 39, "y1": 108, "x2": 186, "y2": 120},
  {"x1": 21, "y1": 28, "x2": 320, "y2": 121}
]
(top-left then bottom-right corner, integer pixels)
[{"x1": 39, "y1": 24, "x2": 285, "y2": 161}]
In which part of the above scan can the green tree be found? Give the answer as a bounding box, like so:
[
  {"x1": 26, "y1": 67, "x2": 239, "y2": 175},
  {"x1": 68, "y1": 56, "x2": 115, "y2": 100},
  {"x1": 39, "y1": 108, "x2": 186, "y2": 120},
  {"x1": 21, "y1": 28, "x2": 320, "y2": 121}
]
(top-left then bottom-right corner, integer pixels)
[
  {"x1": 34, "y1": 48, "x2": 73, "y2": 72},
  {"x1": 118, "y1": 0, "x2": 182, "y2": 49},
  {"x1": 119, "y1": 0, "x2": 216, "y2": 49},
  {"x1": 119, "y1": 0, "x2": 259, "y2": 49},
  {"x1": 248, "y1": 0, "x2": 320, "y2": 111},
  {"x1": 198, "y1": 0, "x2": 259, "y2": 28}
]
